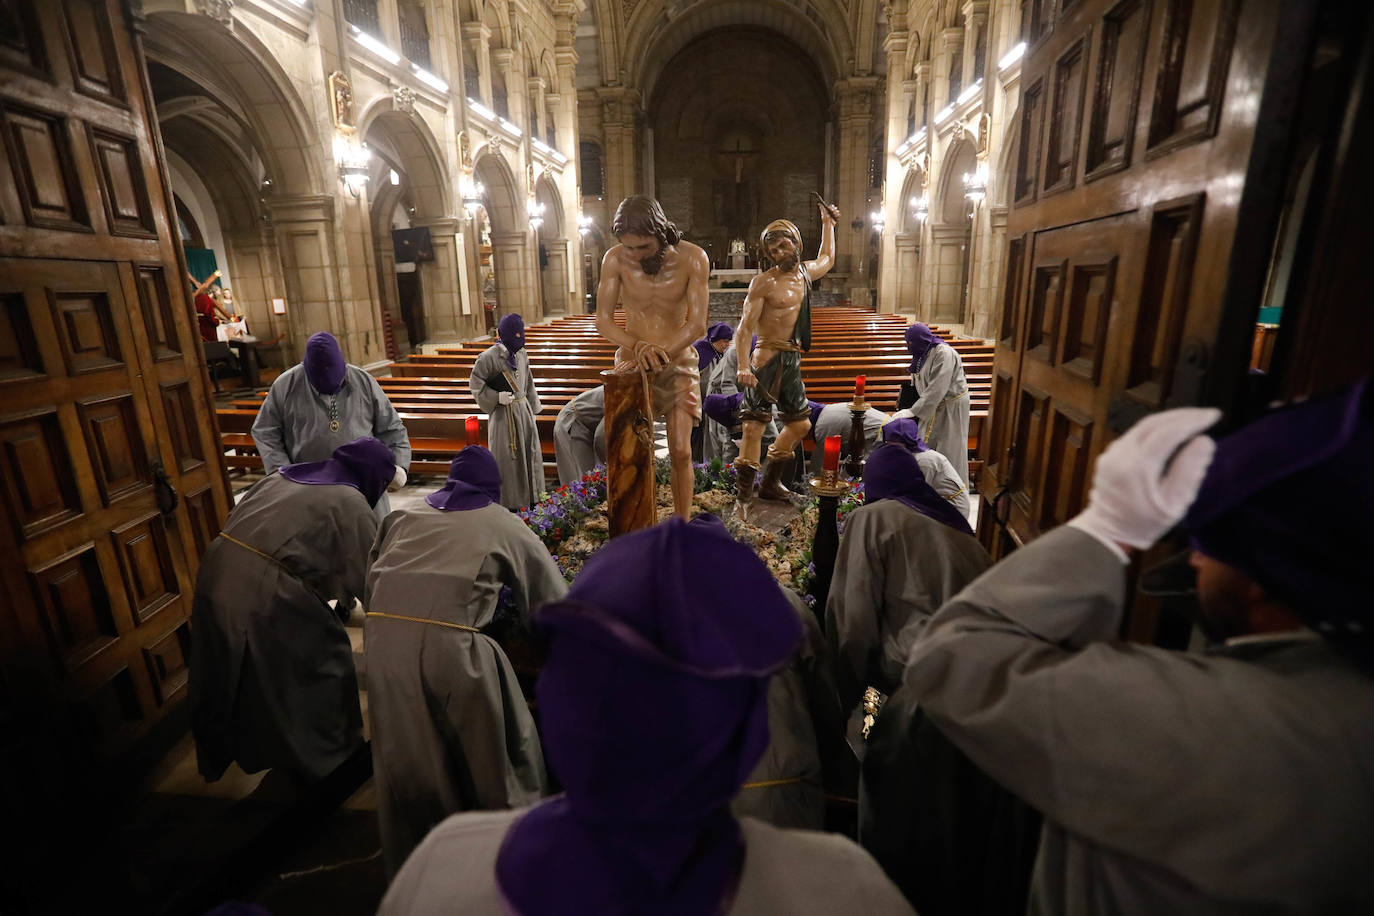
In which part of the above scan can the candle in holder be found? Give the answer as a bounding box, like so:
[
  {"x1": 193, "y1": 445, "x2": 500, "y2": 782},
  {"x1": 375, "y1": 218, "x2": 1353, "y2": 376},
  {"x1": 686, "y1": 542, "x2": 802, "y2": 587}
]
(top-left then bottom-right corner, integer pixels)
[
  {"x1": 855, "y1": 374, "x2": 866, "y2": 401},
  {"x1": 823, "y1": 435, "x2": 841, "y2": 472},
  {"x1": 465, "y1": 415, "x2": 479, "y2": 446}
]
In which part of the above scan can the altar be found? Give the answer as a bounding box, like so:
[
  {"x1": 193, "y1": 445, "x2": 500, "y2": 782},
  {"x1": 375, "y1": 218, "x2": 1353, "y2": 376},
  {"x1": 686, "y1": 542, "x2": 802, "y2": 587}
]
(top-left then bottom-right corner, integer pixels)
[{"x1": 710, "y1": 268, "x2": 758, "y2": 288}]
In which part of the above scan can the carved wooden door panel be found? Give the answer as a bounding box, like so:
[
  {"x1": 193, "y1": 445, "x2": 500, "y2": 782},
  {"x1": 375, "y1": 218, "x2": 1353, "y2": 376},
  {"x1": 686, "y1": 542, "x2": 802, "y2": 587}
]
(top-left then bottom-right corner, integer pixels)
[
  {"x1": 979, "y1": 0, "x2": 1284, "y2": 559},
  {"x1": 0, "y1": 0, "x2": 230, "y2": 778}
]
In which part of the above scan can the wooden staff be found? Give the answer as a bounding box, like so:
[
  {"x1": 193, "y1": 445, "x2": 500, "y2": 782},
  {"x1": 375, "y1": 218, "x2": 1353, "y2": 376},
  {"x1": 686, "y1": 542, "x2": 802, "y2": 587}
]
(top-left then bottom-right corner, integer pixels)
[{"x1": 601, "y1": 368, "x2": 656, "y2": 536}]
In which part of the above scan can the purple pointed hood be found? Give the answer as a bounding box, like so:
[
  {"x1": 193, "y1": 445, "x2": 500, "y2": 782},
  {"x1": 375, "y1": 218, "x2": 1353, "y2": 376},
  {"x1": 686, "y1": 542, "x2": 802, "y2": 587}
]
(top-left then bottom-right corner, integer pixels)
[
  {"x1": 280, "y1": 436, "x2": 395, "y2": 507},
  {"x1": 864, "y1": 443, "x2": 972, "y2": 535},
  {"x1": 704, "y1": 391, "x2": 744, "y2": 426},
  {"x1": 496, "y1": 515, "x2": 801, "y2": 915},
  {"x1": 694, "y1": 323, "x2": 735, "y2": 370},
  {"x1": 905, "y1": 323, "x2": 944, "y2": 373},
  {"x1": 303, "y1": 331, "x2": 347, "y2": 394},
  {"x1": 808, "y1": 400, "x2": 826, "y2": 428},
  {"x1": 1186, "y1": 377, "x2": 1372, "y2": 656},
  {"x1": 498, "y1": 313, "x2": 525, "y2": 369},
  {"x1": 881, "y1": 416, "x2": 930, "y2": 452},
  {"x1": 425, "y1": 446, "x2": 502, "y2": 511}
]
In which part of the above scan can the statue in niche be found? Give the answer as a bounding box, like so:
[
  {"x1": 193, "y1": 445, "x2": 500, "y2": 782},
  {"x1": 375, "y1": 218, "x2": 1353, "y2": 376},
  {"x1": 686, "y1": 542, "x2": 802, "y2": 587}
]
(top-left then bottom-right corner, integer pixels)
[
  {"x1": 328, "y1": 71, "x2": 354, "y2": 131},
  {"x1": 459, "y1": 131, "x2": 473, "y2": 170}
]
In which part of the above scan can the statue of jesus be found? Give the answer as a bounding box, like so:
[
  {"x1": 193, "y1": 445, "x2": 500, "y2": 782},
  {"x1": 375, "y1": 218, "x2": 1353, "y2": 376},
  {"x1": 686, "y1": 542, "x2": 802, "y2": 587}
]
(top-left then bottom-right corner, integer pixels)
[
  {"x1": 595, "y1": 196, "x2": 710, "y2": 519},
  {"x1": 734, "y1": 201, "x2": 838, "y2": 515}
]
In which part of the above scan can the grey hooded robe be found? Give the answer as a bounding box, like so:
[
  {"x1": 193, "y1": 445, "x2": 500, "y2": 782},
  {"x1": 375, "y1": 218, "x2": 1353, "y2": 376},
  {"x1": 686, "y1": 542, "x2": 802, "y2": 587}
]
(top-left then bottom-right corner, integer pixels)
[
  {"x1": 894, "y1": 344, "x2": 970, "y2": 486},
  {"x1": 553, "y1": 386, "x2": 606, "y2": 485},
  {"x1": 189, "y1": 473, "x2": 376, "y2": 781},
  {"x1": 906, "y1": 526, "x2": 1374, "y2": 914},
  {"x1": 250, "y1": 363, "x2": 411, "y2": 519},
  {"x1": 469, "y1": 343, "x2": 544, "y2": 509},
  {"x1": 809, "y1": 404, "x2": 886, "y2": 476},
  {"x1": 365, "y1": 501, "x2": 569, "y2": 875},
  {"x1": 705, "y1": 344, "x2": 777, "y2": 465}
]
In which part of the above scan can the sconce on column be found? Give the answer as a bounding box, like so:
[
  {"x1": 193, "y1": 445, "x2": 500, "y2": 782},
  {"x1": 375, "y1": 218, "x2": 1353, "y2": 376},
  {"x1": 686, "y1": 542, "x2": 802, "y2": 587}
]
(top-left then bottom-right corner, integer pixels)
[
  {"x1": 910, "y1": 195, "x2": 929, "y2": 223},
  {"x1": 335, "y1": 134, "x2": 371, "y2": 199}
]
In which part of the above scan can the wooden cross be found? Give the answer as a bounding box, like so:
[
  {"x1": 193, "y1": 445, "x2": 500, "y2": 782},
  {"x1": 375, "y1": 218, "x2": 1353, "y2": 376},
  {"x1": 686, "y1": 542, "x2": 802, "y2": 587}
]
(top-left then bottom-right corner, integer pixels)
[{"x1": 187, "y1": 269, "x2": 221, "y2": 298}]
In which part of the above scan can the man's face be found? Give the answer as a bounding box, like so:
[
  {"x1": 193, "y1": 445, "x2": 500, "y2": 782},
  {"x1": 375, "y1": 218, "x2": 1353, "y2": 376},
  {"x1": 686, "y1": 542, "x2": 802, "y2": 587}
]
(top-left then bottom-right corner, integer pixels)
[
  {"x1": 765, "y1": 233, "x2": 799, "y2": 272},
  {"x1": 712, "y1": 339, "x2": 731, "y2": 354},
  {"x1": 620, "y1": 232, "x2": 665, "y2": 275},
  {"x1": 1188, "y1": 550, "x2": 1256, "y2": 641}
]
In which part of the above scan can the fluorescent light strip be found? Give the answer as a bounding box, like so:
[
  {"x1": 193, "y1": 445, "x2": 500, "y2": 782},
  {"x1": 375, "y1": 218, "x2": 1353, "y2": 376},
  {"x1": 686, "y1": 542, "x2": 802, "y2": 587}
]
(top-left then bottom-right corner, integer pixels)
[
  {"x1": 957, "y1": 78, "x2": 983, "y2": 105},
  {"x1": 351, "y1": 27, "x2": 400, "y2": 65},
  {"x1": 467, "y1": 98, "x2": 497, "y2": 121},
  {"x1": 998, "y1": 41, "x2": 1027, "y2": 71},
  {"x1": 411, "y1": 65, "x2": 448, "y2": 94},
  {"x1": 498, "y1": 118, "x2": 522, "y2": 138},
  {"x1": 934, "y1": 103, "x2": 955, "y2": 124}
]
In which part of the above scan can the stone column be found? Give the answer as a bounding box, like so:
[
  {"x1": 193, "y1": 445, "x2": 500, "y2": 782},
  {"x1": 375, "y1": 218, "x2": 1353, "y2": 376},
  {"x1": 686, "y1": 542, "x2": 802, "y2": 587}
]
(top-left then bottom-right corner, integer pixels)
[
  {"x1": 598, "y1": 87, "x2": 641, "y2": 207},
  {"x1": 224, "y1": 225, "x2": 289, "y2": 365},
  {"x1": 527, "y1": 76, "x2": 546, "y2": 141},
  {"x1": 833, "y1": 78, "x2": 879, "y2": 300},
  {"x1": 928, "y1": 224, "x2": 970, "y2": 325},
  {"x1": 893, "y1": 231, "x2": 921, "y2": 315},
  {"x1": 490, "y1": 229, "x2": 537, "y2": 322},
  {"x1": 540, "y1": 236, "x2": 571, "y2": 314},
  {"x1": 462, "y1": 23, "x2": 493, "y2": 108},
  {"x1": 878, "y1": 28, "x2": 909, "y2": 313},
  {"x1": 413, "y1": 216, "x2": 474, "y2": 340},
  {"x1": 938, "y1": 27, "x2": 964, "y2": 107}
]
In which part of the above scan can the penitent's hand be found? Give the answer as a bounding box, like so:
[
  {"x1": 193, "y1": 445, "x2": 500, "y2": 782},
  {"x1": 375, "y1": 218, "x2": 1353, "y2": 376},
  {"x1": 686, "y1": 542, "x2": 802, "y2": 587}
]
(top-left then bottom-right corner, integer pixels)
[
  {"x1": 737, "y1": 367, "x2": 758, "y2": 389},
  {"x1": 498, "y1": 391, "x2": 515, "y2": 406},
  {"x1": 1066, "y1": 407, "x2": 1221, "y2": 559}
]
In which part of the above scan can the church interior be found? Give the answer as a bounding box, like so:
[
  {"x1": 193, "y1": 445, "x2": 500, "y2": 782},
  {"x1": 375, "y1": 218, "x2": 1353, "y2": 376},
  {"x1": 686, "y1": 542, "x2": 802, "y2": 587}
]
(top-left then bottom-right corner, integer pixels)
[{"x1": 1, "y1": 0, "x2": 1372, "y2": 912}]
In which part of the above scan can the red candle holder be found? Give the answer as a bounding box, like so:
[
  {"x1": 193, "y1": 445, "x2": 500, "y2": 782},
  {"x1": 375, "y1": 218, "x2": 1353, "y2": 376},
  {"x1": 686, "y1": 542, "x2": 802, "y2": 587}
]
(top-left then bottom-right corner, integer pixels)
[
  {"x1": 855, "y1": 374, "x2": 866, "y2": 399},
  {"x1": 465, "y1": 415, "x2": 480, "y2": 447}
]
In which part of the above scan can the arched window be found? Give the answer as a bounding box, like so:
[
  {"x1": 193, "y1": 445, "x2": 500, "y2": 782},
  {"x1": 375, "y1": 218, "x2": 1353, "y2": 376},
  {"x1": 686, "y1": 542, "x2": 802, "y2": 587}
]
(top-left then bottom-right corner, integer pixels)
[{"x1": 580, "y1": 141, "x2": 604, "y2": 196}]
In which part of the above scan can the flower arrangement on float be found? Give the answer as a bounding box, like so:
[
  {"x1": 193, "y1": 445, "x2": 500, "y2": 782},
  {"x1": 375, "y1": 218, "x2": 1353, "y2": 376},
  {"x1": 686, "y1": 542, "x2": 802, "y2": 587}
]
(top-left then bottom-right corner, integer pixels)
[{"x1": 515, "y1": 457, "x2": 864, "y2": 605}]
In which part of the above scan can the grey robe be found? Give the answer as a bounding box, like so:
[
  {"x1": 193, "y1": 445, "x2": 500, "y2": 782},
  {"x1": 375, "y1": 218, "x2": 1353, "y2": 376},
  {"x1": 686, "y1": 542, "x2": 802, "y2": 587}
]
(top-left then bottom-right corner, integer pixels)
[
  {"x1": 553, "y1": 386, "x2": 606, "y2": 485},
  {"x1": 364, "y1": 502, "x2": 568, "y2": 875},
  {"x1": 250, "y1": 363, "x2": 411, "y2": 518},
  {"x1": 827, "y1": 499, "x2": 992, "y2": 712},
  {"x1": 733, "y1": 591, "x2": 827, "y2": 830},
  {"x1": 379, "y1": 810, "x2": 915, "y2": 915},
  {"x1": 895, "y1": 345, "x2": 970, "y2": 486},
  {"x1": 469, "y1": 344, "x2": 544, "y2": 509},
  {"x1": 810, "y1": 404, "x2": 886, "y2": 476},
  {"x1": 907, "y1": 526, "x2": 1374, "y2": 914},
  {"x1": 706, "y1": 345, "x2": 777, "y2": 465},
  {"x1": 916, "y1": 449, "x2": 970, "y2": 519},
  {"x1": 189, "y1": 473, "x2": 375, "y2": 781}
]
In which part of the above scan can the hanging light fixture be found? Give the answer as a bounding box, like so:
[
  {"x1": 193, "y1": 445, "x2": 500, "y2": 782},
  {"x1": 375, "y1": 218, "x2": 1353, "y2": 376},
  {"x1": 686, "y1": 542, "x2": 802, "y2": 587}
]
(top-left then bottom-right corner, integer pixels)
[
  {"x1": 577, "y1": 214, "x2": 593, "y2": 235},
  {"x1": 528, "y1": 199, "x2": 546, "y2": 230},
  {"x1": 335, "y1": 135, "x2": 371, "y2": 198},
  {"x1": 461, "y1": 176, "x2": 485, "y2": 216},
  {"x1": 870, "y1": 209, "x2": 886, "y2": 234},
  {"x1": 910, "y1": 195, "x2": 930, "y2": 222},
  {"x1": 963, "y1": 166, "x2": 988, "y2": 205}
]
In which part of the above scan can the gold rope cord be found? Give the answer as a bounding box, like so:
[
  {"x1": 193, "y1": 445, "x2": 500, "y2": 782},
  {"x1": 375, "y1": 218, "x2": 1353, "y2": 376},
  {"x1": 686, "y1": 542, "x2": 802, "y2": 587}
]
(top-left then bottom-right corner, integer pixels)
[
  {"x1": 365, "y1": 611, "x2": 481, "y2": 633},
  {"x1": 738, "y1": 776, "x2": 804, "y2": 790}
]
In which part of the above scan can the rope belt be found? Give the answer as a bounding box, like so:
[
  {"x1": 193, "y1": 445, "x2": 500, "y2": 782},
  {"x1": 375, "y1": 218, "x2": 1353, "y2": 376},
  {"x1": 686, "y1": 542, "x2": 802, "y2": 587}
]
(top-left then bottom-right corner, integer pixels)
[
  {"x1": 739, "y1": 776, "x2": 804, "y2": 790},
  {"x1": 756, "y1": 338, "x2": 802, "y2": 353},
  {"x1": 365, "y1": 611, "x2": 482, "y2": 633},
  {"x1": 219, "y1": 532, "x2": 289, "y2": 571},
  {"x1": 923, "y1": 388, "x2": 968, "y2": 443}
]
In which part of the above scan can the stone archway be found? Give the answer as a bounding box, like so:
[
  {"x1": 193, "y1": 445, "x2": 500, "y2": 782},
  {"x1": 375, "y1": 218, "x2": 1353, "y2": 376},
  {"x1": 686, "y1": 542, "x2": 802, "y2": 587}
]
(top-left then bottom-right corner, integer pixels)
[
  {"x1": 360, "y1": 104, "x2": 469, "y2": 346},
  {"x1": 535, "y1": 174, "x2": 571, "y2": 314},
  {"x1": 472, "y1": 149, "x2": 534, "y2": 324},
  {"x1": 893, "y1": 167, "x2": 927, "y2": 313},
  {"x1": 929, "y1": 136, "x2": 977, "y2": 323},
  {"x1": 144, "y1": 11, "x2": 324, "y2": 365}
]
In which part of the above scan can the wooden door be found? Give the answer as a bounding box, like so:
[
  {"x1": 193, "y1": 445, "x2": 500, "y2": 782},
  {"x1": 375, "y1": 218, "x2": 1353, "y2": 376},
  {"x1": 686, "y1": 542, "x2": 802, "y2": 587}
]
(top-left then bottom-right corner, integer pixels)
[
  {"x1": 0, "y1": 0, "x2": 230, "y2": 809},
  {"x1": 980, "y1": 0, "x2": 1291, "y2": 562}
]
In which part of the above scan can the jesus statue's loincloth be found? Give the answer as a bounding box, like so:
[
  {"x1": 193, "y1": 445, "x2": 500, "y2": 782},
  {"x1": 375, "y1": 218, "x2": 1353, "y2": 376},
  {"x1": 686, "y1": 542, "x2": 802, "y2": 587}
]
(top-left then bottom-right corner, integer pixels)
[{"x1": 614, "y1": 345, "x2": 702, "y2": 425}]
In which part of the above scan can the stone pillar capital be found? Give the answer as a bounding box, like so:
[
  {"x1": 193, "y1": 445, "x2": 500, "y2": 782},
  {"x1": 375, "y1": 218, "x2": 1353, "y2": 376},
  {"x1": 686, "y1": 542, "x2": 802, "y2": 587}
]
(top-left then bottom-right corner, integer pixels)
[
  {"x1": 941, "y1": 26, "x2": 965, "y2": 50},
  {"x1": 264, "y1": 194, "x2": 335, "y2": 223},
  {"x1": 492, "y1": 48, "x2": 516, "y2": 71},
  {"x1": 462, "y1": 22, "x2": 492, "y2": 44},
  {"x1": 962, "y1": 0, "x2": 989, "y2": 25}
]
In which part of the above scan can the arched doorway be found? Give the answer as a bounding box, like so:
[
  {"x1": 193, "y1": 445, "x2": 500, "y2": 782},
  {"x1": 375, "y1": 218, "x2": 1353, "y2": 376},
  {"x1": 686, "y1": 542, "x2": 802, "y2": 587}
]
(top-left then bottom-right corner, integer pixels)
[
  {"x1": 535, "y1": 174, "x2": 570, "y2": 314},
  {"x1": 931, "y1": 136, "x2": 977, "y2": 324},
  {"x1": 360, "y1": 105, "x2": 457, "y2": 350},
  {"x1": 144, "y1": 11, "x2": 322, "y2": 364},
  {"x1": 471, "y1": 149, "x2": 531, "y2": 326},
  {"x1": 894, "y1": 166, "x2": 928, "y2": 313}
]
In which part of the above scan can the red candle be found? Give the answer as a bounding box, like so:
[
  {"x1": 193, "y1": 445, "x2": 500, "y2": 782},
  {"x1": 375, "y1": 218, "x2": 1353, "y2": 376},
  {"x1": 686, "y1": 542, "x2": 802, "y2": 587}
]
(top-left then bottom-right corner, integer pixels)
[
  {"x1": 465, "y1": 415, "x2": 479, "y2": 446},
  {"x1": 855, "y1": 374, "x2": 866, "y2": 400},
  {"x1": 823, "y1": 435, "x2": 841, "y2": 472}
]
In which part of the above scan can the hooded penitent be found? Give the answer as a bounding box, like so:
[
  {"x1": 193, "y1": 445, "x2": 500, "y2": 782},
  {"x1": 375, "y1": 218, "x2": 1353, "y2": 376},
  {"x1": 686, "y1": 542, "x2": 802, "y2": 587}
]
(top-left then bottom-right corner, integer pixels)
[
  {"x1": 495, "y1": 515, "x2": 802, "y2": 915},
  {"x1": 303, "y1": 331, "x2": 347, "y2": 394},
  {"x1": 693, "y1": 322, "x2": 735, "y2": 370},
  {"x1": 425, "y1": 446, "x2": 502, "y2": 511},
  {"x1": 280, "y1": 436, "x2": 396, "y2": 507},
  {"x1": 498, "y1": 313, "x2": 526, "y2": 369},
  {"x1": 864, "y1": 443, "x2": 973, "y2": 536},
  {"x1": 904, "y1": 323, "x2": 944, "y2": 373},
  {"x1": 704, "y1": 391, "x2": 745, "y2": 427},
  {"x1": 1185, "y1": 377, "x2": 1372, "y2": 661},
  {"x1": 881, "y1": 416, "x2": 931, "y2": 452},
  {"x1": 808, "y1": 400, "x2": 826, "y2": 429}
]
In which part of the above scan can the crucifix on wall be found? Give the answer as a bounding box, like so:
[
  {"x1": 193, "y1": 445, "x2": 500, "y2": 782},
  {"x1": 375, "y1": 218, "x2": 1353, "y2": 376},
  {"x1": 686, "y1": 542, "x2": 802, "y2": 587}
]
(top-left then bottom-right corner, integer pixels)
[{"x1": 711, "y1": 135, "x2": 762, "y2": 238}]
